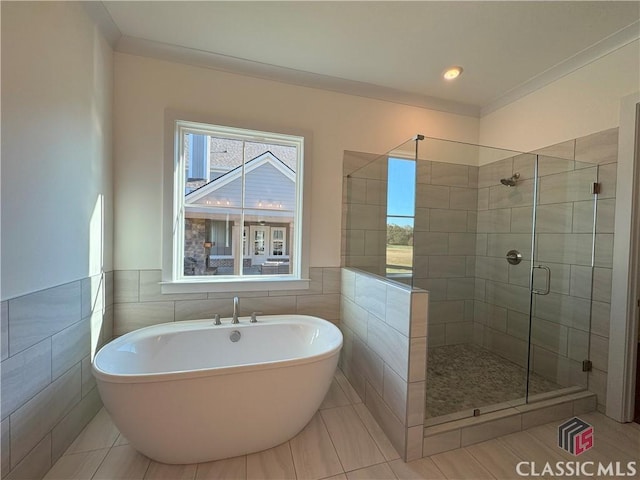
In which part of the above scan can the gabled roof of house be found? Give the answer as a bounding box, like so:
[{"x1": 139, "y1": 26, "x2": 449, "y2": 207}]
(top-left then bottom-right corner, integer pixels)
[{"x1": 185, "y1": 151, "x2": 295, "y2": 205}]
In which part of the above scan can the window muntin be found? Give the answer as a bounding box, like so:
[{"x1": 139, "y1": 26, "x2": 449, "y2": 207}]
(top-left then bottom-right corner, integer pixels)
[{"x1": 174, "y1": 121, "x2": 303, "y2": 280}]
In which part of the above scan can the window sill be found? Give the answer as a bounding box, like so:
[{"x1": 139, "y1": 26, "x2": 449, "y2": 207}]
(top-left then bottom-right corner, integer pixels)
[{"x1": 160, "y1": 277, "x2": 310, "y2": 294}]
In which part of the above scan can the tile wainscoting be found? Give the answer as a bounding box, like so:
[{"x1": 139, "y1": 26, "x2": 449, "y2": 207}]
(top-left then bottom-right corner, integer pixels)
[
  {"x1": 1, "y1": 272, "x2": 113, "y2": 480},
  {"x1": 339, "y1": 268, "x2": 428, "y2": 461},
  {"x1": 112, "y1": 268, "x2": 341, "y2": 335},
  {"x1": 1, "y1": 267, "x2": 341, "y2": 480}
]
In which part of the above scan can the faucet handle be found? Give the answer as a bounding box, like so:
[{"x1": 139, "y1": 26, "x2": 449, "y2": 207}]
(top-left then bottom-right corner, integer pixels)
[
  {"x1": 213, "y1": 314, "x2": 221, "y2": 325},
  {"x1": 250, "y1": 311, "x2": 262, "y2": 323}
]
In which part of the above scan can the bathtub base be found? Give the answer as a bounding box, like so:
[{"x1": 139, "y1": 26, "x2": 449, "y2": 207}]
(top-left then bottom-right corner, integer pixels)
[{"x1": 99, "y1": 354, "x2": 339, "y2": 464}]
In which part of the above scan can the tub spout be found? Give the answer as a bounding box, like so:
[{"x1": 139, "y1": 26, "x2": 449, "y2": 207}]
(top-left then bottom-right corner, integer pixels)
[{"x1": 232, "y1": 296, "x2": 240, "y2": 324}]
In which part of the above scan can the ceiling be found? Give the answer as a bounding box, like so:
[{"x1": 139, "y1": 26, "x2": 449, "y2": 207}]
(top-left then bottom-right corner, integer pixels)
[{"x1": 98, "y1": 1, "x2": 640, "y2": 117}]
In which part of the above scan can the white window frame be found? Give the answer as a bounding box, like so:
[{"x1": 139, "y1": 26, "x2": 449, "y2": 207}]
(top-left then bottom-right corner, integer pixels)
[{"x1": 161, "y1": 114, "x2": 309, "y2": 293}]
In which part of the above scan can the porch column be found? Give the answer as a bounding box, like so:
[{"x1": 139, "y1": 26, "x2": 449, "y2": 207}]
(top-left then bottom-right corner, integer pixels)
[{"x1": 289, "y1": 222, "x2": 294, "y2": 269}]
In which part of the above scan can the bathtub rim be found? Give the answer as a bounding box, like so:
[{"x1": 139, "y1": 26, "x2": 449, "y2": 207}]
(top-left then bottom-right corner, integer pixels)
[{"x1": 92, "y1": 314, "x2": 343, "y2": 385}]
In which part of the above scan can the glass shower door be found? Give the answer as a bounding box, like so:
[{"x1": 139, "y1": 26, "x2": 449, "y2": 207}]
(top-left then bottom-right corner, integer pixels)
[
  {"x1": 424, "y1": 142, "x2": 539, "y2": 422},
  {"x1": 474, "y1": 151, "x2": 537, "y2": 412},
  {"x1": 527, "y1": 156, "x2": 598, "y2": 400}
]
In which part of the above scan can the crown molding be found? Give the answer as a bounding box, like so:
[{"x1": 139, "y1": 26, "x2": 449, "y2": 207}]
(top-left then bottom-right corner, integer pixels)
[
  {"x1": 82, "y1": 1, "x2": 121, "y2": 48},
  {"x1": 90, "y1": 1, "x2": 638, "y2": 120},
  {"x1": 115, "y1": 35, "x2": 481, "y2": 118},
  {"x1": 481, "y1": 20, "x2": 640, "y2": 116}
]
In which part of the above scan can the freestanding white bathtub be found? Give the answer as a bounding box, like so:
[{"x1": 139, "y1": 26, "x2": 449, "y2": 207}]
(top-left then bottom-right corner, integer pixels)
[{"x1": 92, "y1": 314, "x2": 342, "y2": 464}]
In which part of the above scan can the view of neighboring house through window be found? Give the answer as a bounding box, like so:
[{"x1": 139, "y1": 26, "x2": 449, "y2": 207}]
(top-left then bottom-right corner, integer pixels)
[
  {"x1": 175, "y1": 121, "x2": 303, "y2": 279},
  {"x1": 386, "y1": 157, "x2": 416, "y2": 278}
]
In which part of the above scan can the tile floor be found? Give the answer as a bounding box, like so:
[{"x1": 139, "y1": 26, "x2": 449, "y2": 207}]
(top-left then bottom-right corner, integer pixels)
[
  {"x1": 43, "y1": 369, "x2": 640, "y2": 480},
  {"x1": 426, "y1": 344, "x2": 561, "y2": 418}
]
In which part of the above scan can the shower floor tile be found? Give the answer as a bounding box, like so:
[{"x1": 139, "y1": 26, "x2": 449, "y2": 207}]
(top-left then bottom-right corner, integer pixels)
[{"x1": 426, "y1": 344, "x2": 561, "y2": 419}]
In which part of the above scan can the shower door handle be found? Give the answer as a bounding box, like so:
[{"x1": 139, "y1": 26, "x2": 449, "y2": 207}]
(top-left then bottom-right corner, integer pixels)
[{"x1": 532, "y1": 265, "x2": 551, "y2": 295}]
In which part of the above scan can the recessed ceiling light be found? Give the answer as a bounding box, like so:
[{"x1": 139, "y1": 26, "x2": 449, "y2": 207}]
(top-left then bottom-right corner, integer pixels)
[{"x1": 443, "y1": 66, "x2": 463, "y2": 80}]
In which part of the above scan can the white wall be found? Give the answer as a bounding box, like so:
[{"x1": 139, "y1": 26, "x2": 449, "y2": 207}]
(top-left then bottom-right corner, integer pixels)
[
  {"x1": 480, "y1": 40, "x2": 640, "y2": 154},
  {"x1": 1, "y1": 2, "x2": 114, "y2": 300},
  {"x1": 113, "y1": 53, "x2": 479, "y2": 270}
]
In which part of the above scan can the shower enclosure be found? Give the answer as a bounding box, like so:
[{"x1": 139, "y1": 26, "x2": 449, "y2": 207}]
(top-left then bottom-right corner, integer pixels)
[{"x1": 344, "y1": 135, "x2": 607, "y2": 424}]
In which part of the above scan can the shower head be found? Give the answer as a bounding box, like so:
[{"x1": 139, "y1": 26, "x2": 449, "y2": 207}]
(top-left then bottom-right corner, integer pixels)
[
  {"x1": 500, "y1": 172, "x2": 520, "y2": 187},
  {"x1": 500, "y1": 177, "x2": 516, "y2": 187}
]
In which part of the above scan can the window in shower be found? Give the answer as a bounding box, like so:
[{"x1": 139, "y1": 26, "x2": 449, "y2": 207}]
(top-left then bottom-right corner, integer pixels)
[{"x1": 386, "y1": 158, "x2": 416, "y2": 277}]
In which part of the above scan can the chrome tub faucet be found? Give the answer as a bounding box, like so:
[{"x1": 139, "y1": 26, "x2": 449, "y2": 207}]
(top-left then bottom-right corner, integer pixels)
[{"x1": 232, "y1": 296, "x2": 240, "y2": 324}]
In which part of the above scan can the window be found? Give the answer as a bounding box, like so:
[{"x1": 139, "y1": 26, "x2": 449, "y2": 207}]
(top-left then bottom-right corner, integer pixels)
[
  {"x1": 386, "y1": 158, "x2": 416, "y2": 277},
  {"x1": 171, "y1": 120, "x2": 304, "y2": 282}
]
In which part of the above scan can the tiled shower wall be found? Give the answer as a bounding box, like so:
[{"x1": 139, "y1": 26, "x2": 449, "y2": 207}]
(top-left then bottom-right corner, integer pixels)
[
  {"x1": 341, "y1": 151, "x2": 481, "y2": 352},
  {"x1": 342, "y1": 148, "x2": 481, "y2": 348},
  {"x1": 339, "y1": 268, "x2": 428, "y2": 461},
  {"x1": 341, "y1": 150, "x2": 388, "y2": 276},
  {"x1": 341, "y1": 127, "x2": 617, "y2": 415},
  {"x1": 473, "y1": 128, "x2": 618, "y2": 413},
  {"x1": 112, "y1": 268, "x2": 341, "y2": 334},
  {"x1": 0, "y1": 273, "x2": 113, "y2": 480},
  {"x1": 413, "y1": 161, "x2": 479, "y2": 348}
]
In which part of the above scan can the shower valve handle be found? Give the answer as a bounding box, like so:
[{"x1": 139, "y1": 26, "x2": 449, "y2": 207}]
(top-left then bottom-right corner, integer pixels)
[{"x1": 505, "y1": 250, "x2": 522, "y2": 265}]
